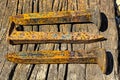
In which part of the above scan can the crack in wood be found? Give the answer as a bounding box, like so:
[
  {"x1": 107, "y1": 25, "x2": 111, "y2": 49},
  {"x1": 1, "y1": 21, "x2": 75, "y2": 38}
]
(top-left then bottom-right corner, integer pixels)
[
  {"x1": 8, "y1": 64, "x2": 17, "y2": 80},
  {"x1": 27, "y1": 64, "x2": 35, "y2": 80},
  {"x1": 45, "y1": 64, "x2": 50, "y2": 80},
  {"x1": 64, "y1": 64, "x2": 68, "y2": 80}
]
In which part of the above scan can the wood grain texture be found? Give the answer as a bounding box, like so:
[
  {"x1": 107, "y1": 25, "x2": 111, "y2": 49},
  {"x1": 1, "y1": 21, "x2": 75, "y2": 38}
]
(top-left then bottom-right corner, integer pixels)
[
  {"x1": 0, "y1": 0, "x2": 119, "y2": 80},
  {"x1": 0, "y1": 0, "x2": 18, "y2": 80}
]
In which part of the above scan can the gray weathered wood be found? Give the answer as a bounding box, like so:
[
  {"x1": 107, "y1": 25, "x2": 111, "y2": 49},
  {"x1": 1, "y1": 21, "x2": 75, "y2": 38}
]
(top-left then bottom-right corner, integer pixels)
[{"x1": 0, "y1": 0, "x2": 18, "y2": 80}]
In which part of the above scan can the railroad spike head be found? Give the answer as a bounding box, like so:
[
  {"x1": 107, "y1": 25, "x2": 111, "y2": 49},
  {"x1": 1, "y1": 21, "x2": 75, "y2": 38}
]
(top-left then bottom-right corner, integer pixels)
[
  {"x1": 91, "y1": 6, "x2": 101, "y2": 30},
  {"x1": 93, "y1": 48, "x2": 107, "y2": 74}
]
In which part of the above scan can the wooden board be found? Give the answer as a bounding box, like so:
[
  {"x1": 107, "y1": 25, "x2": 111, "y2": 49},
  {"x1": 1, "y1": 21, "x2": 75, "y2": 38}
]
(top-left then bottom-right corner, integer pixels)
[{"x1": 0, "y1": 0, "x2": 119, "y2": 80}]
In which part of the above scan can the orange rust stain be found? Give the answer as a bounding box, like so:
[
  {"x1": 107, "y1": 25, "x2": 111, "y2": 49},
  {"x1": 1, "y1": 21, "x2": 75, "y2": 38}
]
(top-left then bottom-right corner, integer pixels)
[
  {"x1": 9, "y1": 10, "x2": 94, "y2": 25},
  {"x1": 6, "y1": 50, "x2": 97, "y2": 64},
  {"x1": 9, "y1": 31, "x2": 104, "y2": 40}
]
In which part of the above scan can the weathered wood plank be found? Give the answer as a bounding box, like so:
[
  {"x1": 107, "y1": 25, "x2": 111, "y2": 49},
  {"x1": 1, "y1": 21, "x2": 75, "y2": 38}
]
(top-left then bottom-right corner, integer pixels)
[
  {"x1": 0, "y1": 0, "x2": 15, "y2": 40},
  {"x1": 86, "y1": 0, "x2": 118, "y2": 80},
  {"x1": 0, "y1": 0, "x2": 8, "y2": 30},
  {"x1": 0, "y1": 0, "x2": 18, "y2": 80},
  {"x1": 12, "y1": 0, "x2": 35, "y2": 80},
  {"x1": 99, "y1": 0, "x2": 119, "y2": 79}
]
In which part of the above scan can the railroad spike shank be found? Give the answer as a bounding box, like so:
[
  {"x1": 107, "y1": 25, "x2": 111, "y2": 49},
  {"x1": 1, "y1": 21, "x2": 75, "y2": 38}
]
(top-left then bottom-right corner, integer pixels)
[
  {"x1": 7, "y1": 31, "x2": 106, "y2": 44},
  {"x1": 9, "y1": 7, "x2": 101, "y2": 29},
  {"x1": 6, "y1": 48, "x2": 107, "y2": 74}
]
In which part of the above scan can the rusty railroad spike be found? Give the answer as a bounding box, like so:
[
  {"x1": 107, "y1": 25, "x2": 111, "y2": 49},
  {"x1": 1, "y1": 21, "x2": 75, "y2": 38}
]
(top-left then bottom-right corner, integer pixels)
[
  {"x1": 9, "y1": 7, "x2": 101, "y2": 29},
  {"x1": 6, "y1": 48, "x2": 107, "y2": 74},
  {"x1": 7, "y1": 31, "x2": 106, "y2": 44}
]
